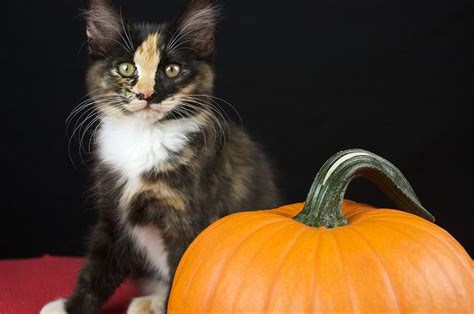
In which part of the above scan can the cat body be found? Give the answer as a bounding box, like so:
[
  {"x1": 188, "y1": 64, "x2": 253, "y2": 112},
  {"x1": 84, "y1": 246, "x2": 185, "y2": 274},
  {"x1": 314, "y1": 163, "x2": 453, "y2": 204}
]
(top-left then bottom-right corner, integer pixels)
[{"x1": 41, "y1": 0, "x2": 278, "y2": 313}]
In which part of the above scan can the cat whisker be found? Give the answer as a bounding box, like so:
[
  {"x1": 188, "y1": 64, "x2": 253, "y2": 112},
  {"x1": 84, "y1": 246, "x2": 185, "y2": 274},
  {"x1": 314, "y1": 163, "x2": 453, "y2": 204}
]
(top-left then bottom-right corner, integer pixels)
[
  {"x1": 66, "y1": 95, "x2": 119, "y2": 126},
  {"x1": 167, "y1": 39, "x2": 203, "y2": 56},
  {"x1": 80, "y1": 120, "x2": 100, "y2": 156},
  {"x1": 67, "y1": 102, "x2": 95, "y2": 128},
  {"x1": 69, "y1": 105, "x2": 99, "y2": 138},
  {"x1": 68, "y1": 109, "x2": 98, "y2": 167},
  {"x1": 167, "y1": 17, "x2": 216, "y2": 54},
  {"x1": 179, "y1": 96, "x2": 230, "y2": 136},
  {"x1": 183, "y1": 96, "x2": 230, "y2": 122},
  {"x1": 78, "y1": 88, "x2": 102, "y2": 101},
  {"x1": 67, "y1": 96, "x2": 125, "y2": 131},
  {"x1": 170, "y1": 106, "x2": 209, "y2": 147},
  {"x1": 191, "y1": 106, "x2": 224, "y2": 147},
  {"x1": 86, "y1": 10, "x2": 134, "y2": 55},
  {"x1": 89, "y1": 119, "x2": 104, "y2": 153},
  {"x1": 179, "y1": 97, "x2": 226, "y2": 125},
  {"x1": 67, "y1": 95, "x2": 105, "y2": 123},
  {"x1": 82, "y1": 105, "x2": 124, "y2": 155},
  {"x1": 176, "y1": 101, "x2": 226, "y2": 146},
  {"x1": 72, "y1": 108, "x2": 102, "y2": 161},
  {"x1": 68, "y1": 100, "x2": 126, "y2": 167},
  {"x1": 79, "y1": 110, "x2": 107, "y2": 154},
  {"x1": 188, "y1": 94, "x2": 243, "y2": 127},
  {"x1": 167, "y1": 31, "x2": 212, "y2": 55},
  {"x1": 119, "y1": 8, "x2": 135, "y2": 53},
  {"x1": 81, "y1": 105, "x2": 124, "y2": 152}
]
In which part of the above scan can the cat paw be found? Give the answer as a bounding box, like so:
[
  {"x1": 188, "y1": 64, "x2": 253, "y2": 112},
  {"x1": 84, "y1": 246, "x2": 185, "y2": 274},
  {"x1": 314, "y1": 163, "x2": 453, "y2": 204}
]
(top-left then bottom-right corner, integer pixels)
[
  {"x1": 127, "y1": 296, "x2": 165, "y2": 314},
  {"x1": 40, "y1": 299, "x2": 68, "y2": 314}
]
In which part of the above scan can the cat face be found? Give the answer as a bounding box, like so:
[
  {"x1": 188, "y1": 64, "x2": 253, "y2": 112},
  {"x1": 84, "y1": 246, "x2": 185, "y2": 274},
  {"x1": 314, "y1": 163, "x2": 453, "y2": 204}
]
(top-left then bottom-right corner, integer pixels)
[{"x1": 85, "y1": 0, "x2": 217, "y2": 124}]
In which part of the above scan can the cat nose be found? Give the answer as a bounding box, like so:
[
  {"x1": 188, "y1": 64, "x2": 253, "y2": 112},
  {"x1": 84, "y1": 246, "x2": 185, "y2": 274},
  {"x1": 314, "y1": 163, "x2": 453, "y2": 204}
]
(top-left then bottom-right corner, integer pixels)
[{"x1": 136, "y1": 91, "x2": 156, "y2": 101}]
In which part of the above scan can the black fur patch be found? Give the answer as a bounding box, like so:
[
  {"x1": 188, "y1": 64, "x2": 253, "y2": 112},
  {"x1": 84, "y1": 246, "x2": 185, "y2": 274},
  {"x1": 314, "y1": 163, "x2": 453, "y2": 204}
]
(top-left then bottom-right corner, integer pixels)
[{"x1": 64, "y1": 1, "x2": 280, "y2": 313}]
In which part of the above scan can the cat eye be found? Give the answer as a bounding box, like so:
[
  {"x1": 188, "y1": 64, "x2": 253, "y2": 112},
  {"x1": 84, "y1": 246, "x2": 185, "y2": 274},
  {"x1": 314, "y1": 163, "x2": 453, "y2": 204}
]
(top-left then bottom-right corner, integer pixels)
[
  {"x1": 165, "y1": 64, "x2": 181, "y2": 78},
  {"x1": 118, "y1": 62, "x2": 136, "y2": 77}
]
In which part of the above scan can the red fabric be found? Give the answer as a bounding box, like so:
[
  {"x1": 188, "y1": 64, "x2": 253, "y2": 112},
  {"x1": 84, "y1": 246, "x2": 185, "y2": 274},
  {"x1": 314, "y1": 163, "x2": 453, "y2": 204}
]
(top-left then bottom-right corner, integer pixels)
[{"x1": 0, "y1": 256, "x2": 139, "y2": 314}]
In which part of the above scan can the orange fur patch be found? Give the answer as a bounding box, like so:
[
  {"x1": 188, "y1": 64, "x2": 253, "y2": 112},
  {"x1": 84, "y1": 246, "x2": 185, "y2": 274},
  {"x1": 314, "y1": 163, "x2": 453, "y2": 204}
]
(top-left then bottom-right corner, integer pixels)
[
  {"x1": 133, "y1": 33, "x2": 161, "y2": 95},
  {"x1": 123, "y1": 180, "x2": 187, "y2": 212}
]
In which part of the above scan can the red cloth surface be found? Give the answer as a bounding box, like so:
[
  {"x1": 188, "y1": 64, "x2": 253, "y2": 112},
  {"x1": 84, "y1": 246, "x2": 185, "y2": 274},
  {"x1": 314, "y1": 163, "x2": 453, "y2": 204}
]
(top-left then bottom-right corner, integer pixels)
[{"x1": 0, "y1": 256, "x2": 139, "y2": 314}]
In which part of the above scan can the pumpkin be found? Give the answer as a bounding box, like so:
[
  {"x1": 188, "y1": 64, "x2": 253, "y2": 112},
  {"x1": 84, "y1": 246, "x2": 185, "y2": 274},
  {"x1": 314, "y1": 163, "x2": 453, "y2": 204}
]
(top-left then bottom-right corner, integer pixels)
[{"x1": 169, "y1": 149, "x2": 473, "y2": 313}]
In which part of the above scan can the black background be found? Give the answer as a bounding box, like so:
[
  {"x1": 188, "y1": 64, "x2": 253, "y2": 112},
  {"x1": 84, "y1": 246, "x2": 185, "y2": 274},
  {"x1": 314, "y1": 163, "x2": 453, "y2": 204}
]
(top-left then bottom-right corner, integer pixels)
[{"x1": 3, "y1": 0, "x2": 473, "y2": 259}]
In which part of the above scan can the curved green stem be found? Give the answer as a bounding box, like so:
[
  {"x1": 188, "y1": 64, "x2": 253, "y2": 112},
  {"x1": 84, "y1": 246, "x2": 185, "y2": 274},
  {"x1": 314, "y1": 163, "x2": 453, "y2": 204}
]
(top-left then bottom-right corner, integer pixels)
[{"x1": 294, "y1": 149, "x2": 435, "y2": 228}]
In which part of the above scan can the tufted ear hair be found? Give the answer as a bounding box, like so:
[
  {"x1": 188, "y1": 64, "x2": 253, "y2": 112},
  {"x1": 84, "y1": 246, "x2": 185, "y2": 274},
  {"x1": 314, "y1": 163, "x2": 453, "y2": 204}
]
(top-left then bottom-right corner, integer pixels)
[
  {"x1": 85, "y1": 0, "x2": 123, "y2": 56},
  {"x1": 177, "y1": 0, "x2": 219, "y2": 58}
]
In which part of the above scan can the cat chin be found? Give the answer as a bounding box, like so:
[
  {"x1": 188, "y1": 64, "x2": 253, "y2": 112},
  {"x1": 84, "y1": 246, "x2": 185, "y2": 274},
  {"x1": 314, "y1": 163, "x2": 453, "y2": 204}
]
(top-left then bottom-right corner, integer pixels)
[
  {"x1": 123, "y1": 101, "x2": 175, "y2": 124},
  {"x1": 133, "y1": 109, "x2": 165, "y2": 124}
]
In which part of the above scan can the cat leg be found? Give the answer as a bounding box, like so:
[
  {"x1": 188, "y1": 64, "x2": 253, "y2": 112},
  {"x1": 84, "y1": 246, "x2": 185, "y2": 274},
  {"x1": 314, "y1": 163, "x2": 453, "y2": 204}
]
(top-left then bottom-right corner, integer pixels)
[
  {"x1": 40, "y1": 299, "x2": 67, "y2": 314},
  {"x1": 127, "y1": 279, "x2": 169, "y2": 314},
  {"x1": 41, "y1": 222, "x2": 129, "y2": 314}
]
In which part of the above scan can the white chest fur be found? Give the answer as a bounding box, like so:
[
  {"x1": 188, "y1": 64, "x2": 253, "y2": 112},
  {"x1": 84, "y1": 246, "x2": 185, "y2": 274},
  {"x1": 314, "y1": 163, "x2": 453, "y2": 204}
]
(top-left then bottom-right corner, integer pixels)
[{"x1": 97, "y1": 117, "x2": 200, "y2": 179}]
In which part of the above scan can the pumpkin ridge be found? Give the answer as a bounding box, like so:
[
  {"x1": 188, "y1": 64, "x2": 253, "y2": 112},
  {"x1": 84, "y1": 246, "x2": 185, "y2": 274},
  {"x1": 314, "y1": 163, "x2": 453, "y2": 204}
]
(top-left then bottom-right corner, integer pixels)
[
  {"x1": 206, "y1": 220, "x2": 296, "y2": 313},
  {"x1": 361, "y1": 218, "x2": 473, "y2": 274},
  {"x1": 227, "y1": 222, "x2": 306, "y2": 313},
  {"x1": 308, "y1": 228, "x2": 322, "y2": 313},
  {"x1": 352, "y1": 221, "x2": 433, "y2": 310},
  {"x1": 374, "y1": 222, "x2": 465, "y2": 310},
  {"x1": 348, "y1": 226, "x2": 402, "y2": 312},
  {"x1": 331, "y1": 231, "x2": 360, "y2": 313},
  {"x1": 261, "y1": 227, "x2": 310, "y2": 313},
  {"x1": 175, "y1": 212, "x2": 293, "y2": 306},
  {"x1": 395, "y1": 220, "x2": 474, "y2": 269},
  {"x1": 349, "y1": 212, "x2": 428, "y2": 226},
  {"x1": 347, "y1": 208, "x2": 429, "y2": 223},
  {"x1": 270, "y1": 203, "x2": 304, "y2": 219},
  {"x1": 399, "y1": 220, "x2": 474, "y2": 281},
  {"x1": 343, "y1": 210, "x2": 392, "y2": 224},
  {"x1": 172, "y1": 214, "x2": 259, "y2": 301},
  {"x1": 341, "y1": 203, "x2": 374, "y2": 220}
]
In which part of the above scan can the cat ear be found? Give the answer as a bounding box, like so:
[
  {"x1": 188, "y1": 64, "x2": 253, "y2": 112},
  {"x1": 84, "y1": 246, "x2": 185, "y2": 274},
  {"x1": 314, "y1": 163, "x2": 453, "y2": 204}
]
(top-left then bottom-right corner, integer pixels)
[
  {"x1": 178, "y1": 0, "x2": 219, "y2": 57},
  {"x1": 85, "y1": 0, "x2": 122, "y2": 56}
]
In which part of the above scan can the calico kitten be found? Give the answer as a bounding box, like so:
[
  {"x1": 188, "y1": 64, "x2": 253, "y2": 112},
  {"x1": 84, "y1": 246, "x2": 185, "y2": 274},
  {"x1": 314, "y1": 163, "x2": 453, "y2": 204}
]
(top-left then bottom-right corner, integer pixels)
[{"x1": 41, "y1": 0, "x2": 278, "y2": 313}]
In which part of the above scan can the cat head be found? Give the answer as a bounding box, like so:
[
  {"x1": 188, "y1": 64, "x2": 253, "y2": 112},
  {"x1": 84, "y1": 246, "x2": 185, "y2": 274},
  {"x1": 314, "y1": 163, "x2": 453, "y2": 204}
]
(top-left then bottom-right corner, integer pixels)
[{"x1": 85, "y1": 0, "x2": 218, "y2": 124}]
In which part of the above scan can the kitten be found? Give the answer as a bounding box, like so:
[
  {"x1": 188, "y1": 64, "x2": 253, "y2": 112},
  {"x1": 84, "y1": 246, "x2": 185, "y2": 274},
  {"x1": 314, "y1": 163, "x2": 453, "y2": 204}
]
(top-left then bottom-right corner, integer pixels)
[{"x1": 41, "y1": 0, "x2": 278, "y2": 313}]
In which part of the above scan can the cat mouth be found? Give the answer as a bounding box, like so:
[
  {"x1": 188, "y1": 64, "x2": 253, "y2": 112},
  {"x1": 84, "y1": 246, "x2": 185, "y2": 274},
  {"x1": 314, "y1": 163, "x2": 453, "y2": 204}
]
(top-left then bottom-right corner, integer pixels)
[
  {"x1": 126, "y1": 100, "x2": 175, "y2": 122},
  {"x1": 127, "y1": 100, "x2": 154, "y2": 112}
]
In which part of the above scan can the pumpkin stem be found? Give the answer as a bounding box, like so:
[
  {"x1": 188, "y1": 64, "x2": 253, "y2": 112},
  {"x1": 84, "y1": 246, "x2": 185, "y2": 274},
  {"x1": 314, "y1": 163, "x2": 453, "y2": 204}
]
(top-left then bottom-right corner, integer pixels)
[{"x1": 294, "y1": 149, "x2": 435, "y2": 228}]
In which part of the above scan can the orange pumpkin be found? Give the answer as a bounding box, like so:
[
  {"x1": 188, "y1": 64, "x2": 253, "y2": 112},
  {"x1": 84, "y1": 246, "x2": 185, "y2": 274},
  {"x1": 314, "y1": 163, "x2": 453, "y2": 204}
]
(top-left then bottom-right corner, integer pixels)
[{"x1": 169, "y1": 149, "x2": 473, "y2": 313}]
